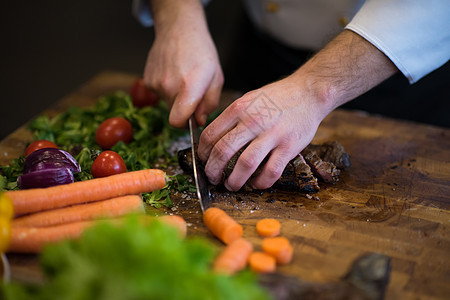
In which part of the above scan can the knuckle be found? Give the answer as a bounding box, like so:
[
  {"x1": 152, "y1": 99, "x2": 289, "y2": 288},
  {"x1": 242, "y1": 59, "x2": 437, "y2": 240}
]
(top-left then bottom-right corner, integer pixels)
[
  {"x1": 160, "y1": 76, "x2": 173, "y2": 92},
  {"x1": 212, "y1": 141, "x2": 230, "y2": 162},
  {"x1": 265, "y1": 159, "x2": 285, "y2": 180},
  {"x1": 199, "y1": 127, "x2": 215, "y2": 147},
  {"x1": 238, "y1": 153, "x2": 259, "y2": 170}
]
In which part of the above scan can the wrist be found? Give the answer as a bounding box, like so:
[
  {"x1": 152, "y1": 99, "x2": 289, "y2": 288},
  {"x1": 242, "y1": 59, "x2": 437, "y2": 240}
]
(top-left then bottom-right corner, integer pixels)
[
  {"x1": 150, "y1": 0, "x2": 207, "y2": 36},
  {"x1": 289, "y1": 67, "x2": 337, "y2": 121}
]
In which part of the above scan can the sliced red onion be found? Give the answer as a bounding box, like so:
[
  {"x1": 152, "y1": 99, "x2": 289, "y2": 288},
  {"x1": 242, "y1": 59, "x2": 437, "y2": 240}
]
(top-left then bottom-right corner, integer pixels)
[
  {"x1": 23, "y1": 148, "x2": 81, "y2": 174},
  {"x1": 17, "y1": 168, "x2": 75, "y2": 189}
]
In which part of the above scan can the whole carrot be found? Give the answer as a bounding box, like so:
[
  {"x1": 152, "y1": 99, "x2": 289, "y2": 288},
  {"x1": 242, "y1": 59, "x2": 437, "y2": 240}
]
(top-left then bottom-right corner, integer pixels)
[
  {"x1": 9, "y1": 220, "x2": 95, "y2": 253},
  {"x1": 203, "y1": 207, "x2": 243, "y2": 244},
  {"x1": 9, "y1": 215, "x2": 187, "y2": 253},
  {"x1": 159, "y1": 215, "x2": 187, "y2": 238},
  {"x1": 213, "y1": 238, "x2": 253, "y2": 275},
  {"x1": 12, "y1": 195, "x2": 144, "y2": 228},
  {"x1": 6, "y1": 169, "x2": 166, "y2": 216}
]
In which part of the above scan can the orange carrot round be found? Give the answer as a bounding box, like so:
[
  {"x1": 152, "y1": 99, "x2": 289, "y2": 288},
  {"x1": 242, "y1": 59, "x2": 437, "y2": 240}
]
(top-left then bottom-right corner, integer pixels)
[
  {"x1": 6, "y1": 169, "x2": 166, "y2": 216},
  {"x1": 256, "y1": 218, "x2": 281, "y2": 237},
  {"x1": 159, "y1": 215, "x2": 187, "y2": 238},
  {"x1": 12, "y1": 195, "x2": 144, "y2": 228},
  {"x1": 262, "y1": 236, "x2": 294, "y2": 264},
  {"x1": 213, "y1": 238, "x2": 253, "y2": 275},
  {"x1": 248, "y1": 251, "x2": 276, "y2": 274},
  {"x1": 203, "y1": 207, "x2": 243, "y2": 244}
]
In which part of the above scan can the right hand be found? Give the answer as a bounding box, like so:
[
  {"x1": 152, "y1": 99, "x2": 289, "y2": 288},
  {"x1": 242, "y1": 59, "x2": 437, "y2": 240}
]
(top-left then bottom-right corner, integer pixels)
[{"x1": 143, "y1": 2, "x2": 223, "y2": 128}]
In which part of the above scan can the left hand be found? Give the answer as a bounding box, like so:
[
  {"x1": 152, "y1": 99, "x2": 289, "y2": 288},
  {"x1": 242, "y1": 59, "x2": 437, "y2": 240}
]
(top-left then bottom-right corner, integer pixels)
[{"x1": 197, "y1": 73, "x2": 330, "y2": 191}]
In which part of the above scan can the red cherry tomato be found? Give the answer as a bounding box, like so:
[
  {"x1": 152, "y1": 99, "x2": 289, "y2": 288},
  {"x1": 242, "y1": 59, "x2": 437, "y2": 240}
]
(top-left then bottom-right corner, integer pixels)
[
  {"x1": 96, "y1": 117, "x2": 133, "y2": 149},
  {"x1": 91, "y1": 151, "x2": 127, "y2": 178},
  {"x1": 130, "y1": 78, "x2": 159, "y2": 107},
  {"x1": 24, "y1": 140, "x2": 58, "y2": 157}
]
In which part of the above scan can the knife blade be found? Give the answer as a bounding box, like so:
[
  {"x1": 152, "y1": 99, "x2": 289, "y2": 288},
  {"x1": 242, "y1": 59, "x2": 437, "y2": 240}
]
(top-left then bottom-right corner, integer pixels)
[{"x1": 189, "y1": 116, "x2": 211, "y2": 212}]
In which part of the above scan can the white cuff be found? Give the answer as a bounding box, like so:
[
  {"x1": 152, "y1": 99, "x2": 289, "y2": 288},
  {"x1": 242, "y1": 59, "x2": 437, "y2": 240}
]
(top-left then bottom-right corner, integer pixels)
[{"x1": 346, "y1": 0, "x2": 450, "y2": 84}]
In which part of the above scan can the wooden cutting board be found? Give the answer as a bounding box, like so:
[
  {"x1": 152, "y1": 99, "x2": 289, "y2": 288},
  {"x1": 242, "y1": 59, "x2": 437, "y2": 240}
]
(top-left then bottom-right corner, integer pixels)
[{"x1": 1, "y1": 71, "x2": 449, "y2": 299}]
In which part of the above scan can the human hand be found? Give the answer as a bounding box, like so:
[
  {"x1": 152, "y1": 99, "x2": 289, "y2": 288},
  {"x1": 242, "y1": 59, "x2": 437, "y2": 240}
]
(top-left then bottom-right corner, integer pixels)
[
  {"x1": 197, "y1": 74, "x2": 331, "y2": 191},
  {"x1": 143, "y1": 1, "x2": 223, "y2": 128}
]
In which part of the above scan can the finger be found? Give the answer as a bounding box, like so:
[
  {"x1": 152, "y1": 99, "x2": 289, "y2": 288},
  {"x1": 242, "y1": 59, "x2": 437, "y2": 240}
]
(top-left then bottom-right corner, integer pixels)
[
  {"x1": 169, "y1": 76, "x2": 210, "y2": 128},
  {"x1": 204, "y1": 122, "x2": 257, "y2": 185},
  {"x1": 250, "y1": 146, "x2": 298, "y2": 190},
  {"x1": 198, "y1": 93, "x2": 256, "y2": 161},
  {"x1": 143, "y1": 69, "x2": 179, "y2": 108},
  {"x1": 224, "y1": 137, "x2": 275, "y2": 191},
  {"x1": 195, "y1": 70, "x2": 224, "y2": 126}
]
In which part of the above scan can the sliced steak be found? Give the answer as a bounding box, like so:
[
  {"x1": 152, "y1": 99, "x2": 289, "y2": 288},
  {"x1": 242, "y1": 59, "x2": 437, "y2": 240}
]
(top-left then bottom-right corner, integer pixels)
[
  {"x1": 303, "y1": 141, "x2": 351, "y2": 169},
  {"x1": 301, "y1": 150, "x2": 341, "y2": 183}
]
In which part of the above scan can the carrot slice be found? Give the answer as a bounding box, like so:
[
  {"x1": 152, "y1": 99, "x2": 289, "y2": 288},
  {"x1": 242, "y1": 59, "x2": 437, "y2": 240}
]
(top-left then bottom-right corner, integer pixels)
[
  {"x1": 262, "y1": 236, "x2": 294, "y2": 264},
  {"x1": 248, "y1": 251, "x2": 276, "y2": 274},
  {"x1": 12, "y1": 195, "x2": 144, "y2": 228},
  {"x1": 203, "y1": 207, "x2": 243, "y2": 244},
  {"x1": 6, "y1": 169, "x2": 166, "y2": 216},
  {"x1": 256, "y1": 218, "x2": 281, "y2": 237},
  {"x1": 213, "y1": 238, "x2": 253, "y2": 275}
]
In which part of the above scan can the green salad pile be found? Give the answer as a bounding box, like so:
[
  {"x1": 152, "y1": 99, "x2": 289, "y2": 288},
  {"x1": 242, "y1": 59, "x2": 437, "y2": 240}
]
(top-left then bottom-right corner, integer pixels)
[{"x1": 0, "y1": 92, "x2": 196, "y2": 208}]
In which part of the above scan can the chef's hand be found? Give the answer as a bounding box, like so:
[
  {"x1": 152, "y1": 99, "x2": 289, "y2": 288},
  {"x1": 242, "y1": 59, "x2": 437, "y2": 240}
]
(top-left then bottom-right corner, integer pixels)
[
  {"x1": 198, "y1": 30, "x2": 398, "y2": 191},
  {"x1": 198, "y1": 75, "x2": 328, "y2": 191},
  {"x1": 144, "y1": 0, "x2": 223, "y2": 128}
]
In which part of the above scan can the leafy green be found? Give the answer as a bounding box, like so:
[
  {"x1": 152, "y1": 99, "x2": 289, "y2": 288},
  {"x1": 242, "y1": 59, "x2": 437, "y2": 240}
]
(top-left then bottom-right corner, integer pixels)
[
  {"x1": 0, "y1": 156, "x2": 24, "y2": 191},
  {"x1": 143, "y1": 174, "x2": 196, "y2": 209},
  {"x1": 1, "y1": 216, "x2": 271, "y2": 300},
  {"x1": 0, "y1": 92, "x2": 189, "y2": 197}
]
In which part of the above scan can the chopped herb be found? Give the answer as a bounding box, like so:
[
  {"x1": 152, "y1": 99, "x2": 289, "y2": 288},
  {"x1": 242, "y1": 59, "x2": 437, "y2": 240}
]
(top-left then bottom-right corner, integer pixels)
[{"x1": 143, "y1": 174, "x2": 196, "y2": 209}]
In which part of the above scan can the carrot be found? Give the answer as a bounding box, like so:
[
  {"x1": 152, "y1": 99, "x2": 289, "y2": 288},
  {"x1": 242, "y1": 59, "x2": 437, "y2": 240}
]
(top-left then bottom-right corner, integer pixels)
[
  {"x1": 256, "y1": 218, "x2": 281, "y2": 237},
  {"x1": 203, "y1": 207, "x2": 243, "y2": 244},
  {"x1": 248, "y1": 252, "x2": 276, "y2": 274},
  {"x1": 9, "y1": 215, "x2": 187, "y2": 253},
  {"x1": 9, "y1": 220, "x2": 95, "y2": 253},
  {"x1": 12, "y1": 195, "x2": 144, "y2": 228},
  {"x1": 213, "y1": 238, "x2": 253, "y2": 275},
  {"x1": 262, "y1": 236, "x2": 294, "y2": 264},
  {"x1": 159, "y1": 215, "x2": 187, "y2": 238},
  {"x1": 6, "y1": 169, "x2": 166, "y2": 216}
]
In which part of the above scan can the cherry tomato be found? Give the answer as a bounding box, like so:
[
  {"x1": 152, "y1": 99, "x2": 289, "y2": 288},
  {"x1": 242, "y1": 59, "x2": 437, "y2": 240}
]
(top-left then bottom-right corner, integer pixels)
[
  {"x1": 96, "y1": 117, "x2": 133, "y2": 149},
  {"x1": 24, "y1": 140, "x2": 58, "y2": 157},
  {"x1": 91, "y1": 151, "x2": 127, "y2": 178},
  {"x1": 130, "y1": 78, "x2": 159, "y2": 107}
]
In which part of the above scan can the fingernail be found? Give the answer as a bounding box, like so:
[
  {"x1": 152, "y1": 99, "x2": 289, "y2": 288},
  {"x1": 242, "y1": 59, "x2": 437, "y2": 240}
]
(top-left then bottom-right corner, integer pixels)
[
  {"x1": 224, "y1": 180, "x2": 232, "y2": 191},
  {"x1": 199, "y1": 114, "x2": 207, "y2": 126}
]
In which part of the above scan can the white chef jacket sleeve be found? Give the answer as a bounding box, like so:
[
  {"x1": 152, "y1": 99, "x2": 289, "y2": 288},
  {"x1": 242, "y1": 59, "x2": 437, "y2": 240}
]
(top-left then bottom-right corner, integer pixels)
[
  {"x1": 132, "y1": 0, "x2": 211, "y2": 27},
  {"x1": 345, "y1": 0, "x2": 450, "y2": 84}
]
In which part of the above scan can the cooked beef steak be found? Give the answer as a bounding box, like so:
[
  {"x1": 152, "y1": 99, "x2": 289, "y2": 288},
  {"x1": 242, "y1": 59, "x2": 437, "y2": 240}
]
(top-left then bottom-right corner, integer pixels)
[{"x1": 177, "y1": 141, "x2": 350, "y2": 193}]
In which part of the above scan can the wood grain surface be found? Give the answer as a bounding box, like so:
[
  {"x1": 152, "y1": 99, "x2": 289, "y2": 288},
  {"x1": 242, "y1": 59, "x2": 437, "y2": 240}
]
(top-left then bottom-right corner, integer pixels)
[{"x1": 1, "y1": 71, "x2": 449, "y2": 299}]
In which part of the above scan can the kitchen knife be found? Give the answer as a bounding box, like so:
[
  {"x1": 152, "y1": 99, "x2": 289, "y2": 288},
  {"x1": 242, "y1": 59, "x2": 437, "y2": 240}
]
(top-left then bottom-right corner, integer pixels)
[{"x1": 188, "y1": 116, "x2": 211, "y2": 212}]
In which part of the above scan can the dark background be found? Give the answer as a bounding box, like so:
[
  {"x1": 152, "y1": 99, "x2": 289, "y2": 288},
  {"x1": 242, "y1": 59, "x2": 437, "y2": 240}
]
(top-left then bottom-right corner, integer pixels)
[{"x1": 1, "y1": 0, "x2": 449, "y2": 140}]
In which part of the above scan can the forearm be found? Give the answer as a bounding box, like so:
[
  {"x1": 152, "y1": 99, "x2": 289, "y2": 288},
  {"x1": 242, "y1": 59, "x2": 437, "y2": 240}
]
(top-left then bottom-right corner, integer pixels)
[
  {"x1": 294, "y1": 30, "x2": 398, "y2": 115},
  {"x1": 150, "y1": 0, "x2": 208, "y2": 36}
]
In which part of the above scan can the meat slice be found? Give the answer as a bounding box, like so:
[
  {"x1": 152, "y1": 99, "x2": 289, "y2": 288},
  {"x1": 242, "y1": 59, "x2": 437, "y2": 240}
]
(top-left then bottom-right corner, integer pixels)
[
  {"x1": 303, "y1": 141, "x2": 351, "y2": 169},
  {"x1": 275, "y1": 155, "x2": 320, "y2": 193},
  {"x1": 301, "y1": 151, "x2": 340, "y2": 183}
]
